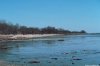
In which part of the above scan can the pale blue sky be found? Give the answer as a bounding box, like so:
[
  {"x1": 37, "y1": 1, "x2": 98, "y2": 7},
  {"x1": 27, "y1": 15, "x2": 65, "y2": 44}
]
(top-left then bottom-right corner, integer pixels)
[{"x1": 0, "y1": 0, "x2": 100, "y2": 33}]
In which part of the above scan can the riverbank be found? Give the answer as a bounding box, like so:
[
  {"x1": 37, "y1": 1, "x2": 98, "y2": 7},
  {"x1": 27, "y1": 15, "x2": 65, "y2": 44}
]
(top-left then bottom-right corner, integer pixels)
[{"x1": 0, "y1": 34, "x2": 64, "y2": 41}]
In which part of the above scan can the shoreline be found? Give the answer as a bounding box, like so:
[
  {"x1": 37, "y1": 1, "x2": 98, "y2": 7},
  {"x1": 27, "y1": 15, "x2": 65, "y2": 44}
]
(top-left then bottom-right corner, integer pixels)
[{"x1": 0, "y1": 34, "x2": 64, "y2": 41}]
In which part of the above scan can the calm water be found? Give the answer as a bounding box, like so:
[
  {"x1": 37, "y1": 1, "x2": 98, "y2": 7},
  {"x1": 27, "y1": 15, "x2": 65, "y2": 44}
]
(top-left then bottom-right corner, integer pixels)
[{"x1": 0, "y1": 34, "x2": 100, "y2": 66}]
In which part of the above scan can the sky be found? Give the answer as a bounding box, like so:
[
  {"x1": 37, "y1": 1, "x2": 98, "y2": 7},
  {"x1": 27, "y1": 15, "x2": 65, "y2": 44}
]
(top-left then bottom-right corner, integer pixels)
[{"x1": 0, "y1": 0, "x2": 100, "y2": 33}]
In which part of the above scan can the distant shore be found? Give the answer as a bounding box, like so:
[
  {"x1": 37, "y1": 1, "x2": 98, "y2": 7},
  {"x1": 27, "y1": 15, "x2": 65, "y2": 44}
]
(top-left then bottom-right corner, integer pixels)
[{"x1": 0, "y1": 34, "x2": 64, "y2": 41}]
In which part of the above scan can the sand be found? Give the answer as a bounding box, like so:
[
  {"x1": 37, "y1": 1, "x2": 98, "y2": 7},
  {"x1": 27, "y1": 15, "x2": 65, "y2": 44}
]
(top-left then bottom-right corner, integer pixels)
[{"x1": 0, "y1": 34, "x2": 63, "y2": 40}]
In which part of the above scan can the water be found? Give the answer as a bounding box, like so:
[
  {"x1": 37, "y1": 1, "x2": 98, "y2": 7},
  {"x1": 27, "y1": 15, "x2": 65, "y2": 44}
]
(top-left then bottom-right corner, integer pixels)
[{"x1": 0, "y1": 34, "x2": 100, "y2": 66}]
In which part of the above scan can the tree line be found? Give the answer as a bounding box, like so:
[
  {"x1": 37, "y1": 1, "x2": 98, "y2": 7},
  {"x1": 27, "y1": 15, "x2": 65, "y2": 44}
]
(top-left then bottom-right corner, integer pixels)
[{"x1": 0, "y1": 20, "x2": 86, "y2": 34}]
